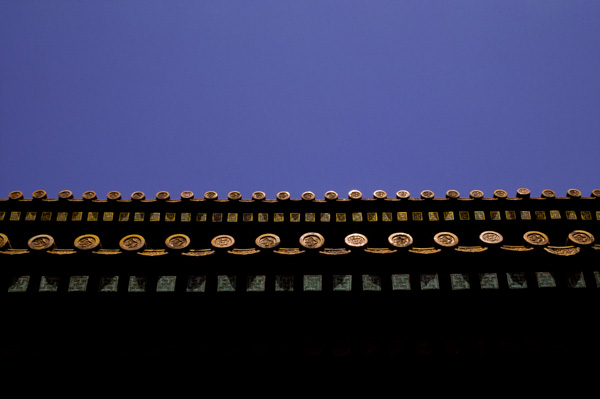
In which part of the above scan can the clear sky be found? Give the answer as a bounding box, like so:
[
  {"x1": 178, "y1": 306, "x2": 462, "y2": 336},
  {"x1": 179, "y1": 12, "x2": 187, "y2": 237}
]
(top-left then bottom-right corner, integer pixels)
[{"x1": 1, "y1": 1, "x2": 599, "y2": 200}]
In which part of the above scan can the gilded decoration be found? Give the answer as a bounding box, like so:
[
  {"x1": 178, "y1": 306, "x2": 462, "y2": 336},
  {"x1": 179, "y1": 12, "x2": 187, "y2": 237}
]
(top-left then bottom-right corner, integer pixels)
[
  {"x1": 119, "y1": 234, "x2": 146, "y2": 251},
  {"x1": 501, "y1": 245, "x2": 533, "y2": 252},
  {"x1": 138, "y1": 249, "x2": 167, "y2": 256},
  {"x1": 364, "y1": 248, "x2": 397, "y2": 254},
  {"x1": 228, "y1": 248, "x2": 260, "y2": 255},
  {"x1": 568, "y1": 230, "x2": 595, "y2": 246},
  {"x1": 409, "y1": 247, "x2": 441, "y2": 254},
  {"x1": 48, "y1": 249, "x2": 77, "y2": 255},
  {"x1": 211, "y1": 235, "x2": 235, "y2": 249},
  {"x1": 388, "y1": 232, "x2": 413, "y2": 248},
  {"x1": 299, "y1": 232, "x2": 325, "y2": 249},
  {"x1": 523, "y1": 231, "x2": 549, "y2": 246},
  {"x1": 252, "y1": 191, "x2": 266, "y2": 200},
  {"x1": 479, "y1": 231, "x2": 503, "y2": 245},
  {"x1": 0, "y1": 233, "x2": 10, "y2": 249},
  {"x1": 27, "y1": 234, "x2": 55, "y2": 251},
  {"x1": 544, "y1": 246, "x2": 580, "y2": 256},
  {"x1": 165, "y1": 234, "x2": 191, "y2": 250},
  {"x1": 324, "y1": 191, "x2": 338, "y2": 200},
  {"x1": 182, "y1": 249, "x2": 214, "y2": 257},
  {"x1": 274, "y1": 248, "x2": 305, "y2": 255},
  {"x1": 92, "y1": 249, "x2": 121, "y2": 255},
  {"x1": 320, "y1": 248, "x2": 351, "y2": 255},
  {"x1": 255, "y1": 233, "x2": 281, "y2": 249},
  {"x1": 433, "y1": 232, "x2": 459, "y2": 248},
  {"x1": 396, "y1": 190, "x2": 410, "y2": 199},
  {"x1": 344, "y1": 233, "x2": 368, "y2": 248},
  {"x1": 455, "y1": 246, "x2": 487, "y2": 253},
  {"x1": 1, "y1": 249, "x2": 29, "y2": 255},
  {"x1": 373, "y1": 190, "x2": 387, "y2": 199},
  {"x1": 107, "y1": 191, "x2": 121, "y2": 200},
  {"x1": 74, "y1": 234, "x2": 101, "y2": 251},
  {"x1": 180, "y1": 190, "x2": 194, "y2": 199}
]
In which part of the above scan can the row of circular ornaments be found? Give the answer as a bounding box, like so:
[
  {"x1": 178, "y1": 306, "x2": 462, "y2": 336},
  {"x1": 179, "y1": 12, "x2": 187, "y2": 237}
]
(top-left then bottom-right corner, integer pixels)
[
  {"x1": 5, "y1": 229, "x2": 595, "y2": 254},
  {"x1": 5, "y1": 188, "x2": 600, "y2": 201}
]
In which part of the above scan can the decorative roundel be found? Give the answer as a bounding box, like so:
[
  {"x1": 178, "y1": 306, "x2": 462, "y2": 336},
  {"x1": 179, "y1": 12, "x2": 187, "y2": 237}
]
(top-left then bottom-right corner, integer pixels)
[
  {"x1": 373, "y1": 190, "x2": 387, "y2": 199},
  {"x1": 119, "y1": 234, "x2": 146, "y2": 251},
  {"x1": 541, "y1": 189, "x2": 556, "y2": 199},
  {"x1": 591, "y1": 189, "x2": 600, "y2": 198},
  {"x1": 523, "y1": 231, "x2": 549, "y2": 246},
  {"x1": 470, "y1": 190, "x2": 484, "y2": 199},
  {"x1": 299, "y1": 232, "x2": 325, "y2": 249},
  {"x1": 165, "y1": 234, "x2": 191, "y2": 250},
  {"x1": 493, "y1": 189, "x2": 508, "y2": 199},
  {"x1": 348, "y1": 190, "x2": 362, "y2": 200},
  {"x1": 433, "y1": 232, "x2": 459, "y2": 248},
  {"x1": 32, "y1": 190, "x2": 47, "y2": 200},
  {"x1": 204, "y1": 191, "x2": 218, "y2": 200},
  {"x1": 516, "y1": 188, "x2": 530, "y2": 198},
  {"x1": 396, "y1": 190, "x2": 410, "y2": 199},
  {"x1": 388, "y1": 232, "x2": 414, "y2": 248},
  {"x1": 568, "y1": 230, "x2": 595, "y2": 246},
  {"x1": 131, "y1": 191, "x2": 145, "y2": 200},
  {"x1": 0, "y1": 233, "x2": 9, "y2": 249},
  {"x1": 276, "y1": 191, "x2": 291, "y2": 201},
  {"x1": 420, "y1": 190, "x2": 434, "y2": 199},
  {"x1": 8, "y1": 191, "x2": 23, "y2": 200},
  {"x1": 28, "y1": 234, "x2": 55, "y2": 251},
  {"x1": 180, "y1": 190, "x2": 194, "y2": 199},
  {"x1": 567, "y1": 188, "x2": 582, "y2": 198},
  {"x1": 446, "y1": 190, "x2": 460, "y2": 199},
  {"x1": 74, "y1": 234, "x2": 101, "y2": 251},
  {"x1": 82, "y1": 190, "x2": 97, "y2": 200},
  {"x1": 211, "y1": 234, "x2": 235, "y2": 249},
  {"x1": 255, "y1": 233, "x2": 281, "y2": 249},
  {"x1": 58, "y1": 190, "x2": 73, "y2": 200},
  {"x1": 156, "y1": 191, "x2": 170, "y2": 200},
  {"x1": 324, "y1": 191, "x2": 338, "y2": 201},
  {"x1": 106, "y1": 191, "x2": 121, "y2": 200},
  {"x1": 479, "y1": 231, "x2": 504, "y2": 245},
  {"x1": 252, "y1": 191, "x2": 266, "y2": 201},
  {"x1": 301, "y1": 191, "x2": 316, "y2": 201},
  {"x1": 344, "y1": 233, "x2": 368, "y2": 248},
  {"x1": 228, "y1": 191, "x2": 242, "y2": 200}
]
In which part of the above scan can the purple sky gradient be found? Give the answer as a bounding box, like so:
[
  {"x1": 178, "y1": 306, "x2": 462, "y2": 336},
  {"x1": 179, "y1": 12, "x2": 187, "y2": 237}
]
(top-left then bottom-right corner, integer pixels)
[{"x1": 1, "y1": 1, "x2": 599, "y2": 200}]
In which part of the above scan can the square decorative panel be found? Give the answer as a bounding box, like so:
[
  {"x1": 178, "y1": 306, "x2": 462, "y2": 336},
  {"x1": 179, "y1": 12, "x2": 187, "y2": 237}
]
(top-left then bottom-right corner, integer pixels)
[
  {"x1": 362, "y1": 275, "x2": 381, "y2": 291},
  {"x1": 274, "y1": 213, "x2": 284, "y2": 222},
  {"x1": 566, "y1": 211, "x2": 577, "y2": 220},
  {"x1": 25, "y1": 212, "x2": 36, "y2": 221},
  {"x1": 479, "y1": 273, "x2": 499, "y2": 289},
  {"x1": 505, "y1": 211, "x2": 516, "y2": 220},
  {"x1": 242, "y1": 213, "x2": 253, "y2": 222},
  {"x1": 303, "y1": 275, "x2": 322, "y2": 291},
  {"x1": 336, "y1": 213, "x2": 346, "y2": 222},
  {"x1": 535, "y1": 211, "x2": 546, "y2": 220},
  {"x1": 98, "y1": 276, "x2": 119, "y2": 292},
  {"x1": 39, "y1": 276, "x2": 59, "y2": 292},
  {"x1": 290, "y1": 213, "x2": 301, "y2": 222},
  {"x1": 520, "y1": 211, "x2": 531, "y2": 220},
  {"x1": 459, "y1": 211, "x2": 470, "y2": 221},
  {"x1": 217, "y1": 275, "x2": 236, "y2": 292},
  {"x1": 412, "y1": 212, "x2": 423, "y2": 221},
  {"x1": 196, "y1": 213, "x2": 207, "y2": 222},
  {"x1": 536, "y1": 272, "x2": 556, "y2": 288},
  {"x1": 428, "y1": 212, "x2": 439, "y2": 221},
  {"x1": 474, "y1": 211, "x2": 485, "y2": 221},
  {"x1": 8, "y1": 276, "x2": 29, "y2": 293},
  {"x1": 352, "y1": 212, "x2": 363, "y2": 222},
  {"x1": 118, "y1": 212, "x2": 130, "y2": 222},
  {"x1": 581, "y1": 211, "x2": 592, "y2": 220},
  {"x1": 382, "y1": 212, "x2": 392, "y2": 221},
  {"x1": 0, "y1": 212, "x2": 5, "y2": 221},
  {"x1": 275, "y1": 275, "x2": 294, "y2": 292},
  {"x1": 227, "y1": 213, "x2": 238, "y2": 222},
  {"x1": 103, "y1": 212, "x2": 114, "y2": 222},
  {"x1": 320, "y1": 213, "x2": 330, "y2": 222},
  {"x1": 57, "y1": 212, "x2": 68, "y2": 221},
  {"x1": 212, "y1": 213, "x2": 223, "y2": 222},
  {"x1": 451, "y1": 273, "x2": 470, "y2": 290},
  {"x1": 305, "y1": 213, "x2": 315, "y2": 222},
  {"x1": 72, "y1": 212, "x2": 83, "y2": 221},
  {"x1": 333, "y1": 275, "x2": 352, "y2": 291},
  {"x1": 181, "y1": 213, "x2": 191, "y2": 222},
  {"x1": 258, "y1": 213, "x2": 268, "y2": 222},
  {"x1": 550, "y1": 210, "x2": 561, "y2": 219},
  {"x1": 367, "y1": 212, "x2": 377, "y2": 222},
  {"x1": 186, "y1": 276, "x2": 206, "y2": 292},
  {"x1": 150, "y1": 212, "x2": 160, "y2": 222},
  {"x1": 247, "y1": 276, "x2": 265, "y2": 292},
  {"x1": 134, "y1": 212, "x2": 144, "y2": 222},
  {"x1": 567, "y1": 272, "x2": 586, "y2": 288},
  {"x1": 68, "y1": 276, "x2": 89, "y2": 292},
  {"x1": 443, "y1": 211, "x2": 455, "y2": 221},
  {"x1": 129, "y1": 276, "x2": 147, "y2": 292},
  {"x1": 391, "y1": 274, "x2": 411, "y2": 290},
  {"x1": 420, "y1": 274, "x2": 439, "y2": 290},
  {"x1": 507, "y1": 272, "x2": 527, "y2": 289},
  {"x1": 86, "y1": 212, "x2": 98, "y2": 222},
  {"x1": 490, "y1": 211, "x2": 501, "y2": 220},
  {"x1": 397, "y1": 212, "x2": 408, "y2": 221},
  {"x1": 157, "y1": 276, "x2": 176, "y2": 292}
]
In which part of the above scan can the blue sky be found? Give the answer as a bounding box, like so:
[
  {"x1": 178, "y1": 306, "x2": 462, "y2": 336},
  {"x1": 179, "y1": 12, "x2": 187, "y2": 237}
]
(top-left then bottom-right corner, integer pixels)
[{"x1": 1, "y1": 1, "x2": 599, "y2": 200}]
